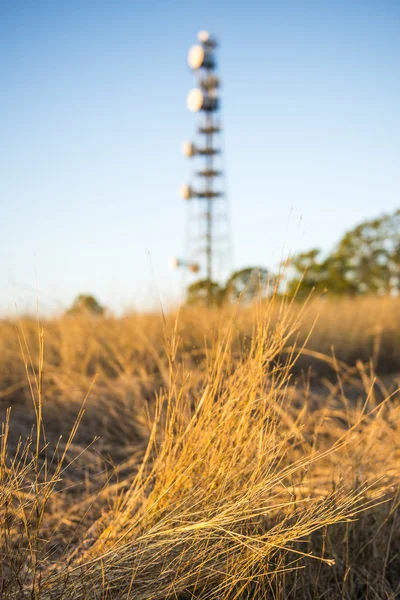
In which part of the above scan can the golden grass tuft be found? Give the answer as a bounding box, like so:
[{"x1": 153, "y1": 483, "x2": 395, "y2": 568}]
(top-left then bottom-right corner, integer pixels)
[{"x1": 0, "y1": 295, "x2": 400, "y2": 598}]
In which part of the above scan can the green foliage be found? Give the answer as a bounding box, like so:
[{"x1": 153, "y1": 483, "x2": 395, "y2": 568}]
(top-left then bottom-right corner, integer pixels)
[
  {"x1": 67, "y1": 294, "x2": 105, "y2": 316},
  {"x1": 225, "y1": 267, "x2": 271, "y2": 302},
  {"x1": 186, "y1": 279, "x2": 225, "y2": 306},
  {"x1": 287, "y1": 209, "x2": 400, "y2": 297},
  {"x1": 186, "y1": 267, "x2": 271, "y2": 305}
]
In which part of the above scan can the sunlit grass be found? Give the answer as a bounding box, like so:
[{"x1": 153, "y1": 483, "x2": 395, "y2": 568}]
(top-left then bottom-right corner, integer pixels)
[{"x1": 0, "y1": 295, "x2": 399, "y2": 598}]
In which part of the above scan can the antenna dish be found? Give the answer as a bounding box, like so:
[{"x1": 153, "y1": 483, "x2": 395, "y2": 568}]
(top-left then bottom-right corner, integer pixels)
[
  {"x1": 187, "y1": 44, "x2": 215, "y2": 70},
  {"x1": 197, "y1": 30, "x2": 210, "y2": 42},
  {"x1": 182, "y1": 141, "x2": 196, "y2": 157},
  {"x1": 197, "y1": 31, "x2": 217, "y2": 47},
  {"x1": 180, "y1": 184, "x2": 193, "y2": 200},
  {"x1": 187, "y1": 89, "x2": 204, "y2": 112},
  {"x1": 187, "y1": 89, "x2": 219, "y2": 112},
  {"x1": 168, "y1": 256, "x2": 180, "y2": 270},
  {"x1": 188, "y1": 45, "x2": 205, "y2": 69},
  {"x1": 188, "y1": 263, "x2": 200, "y2": 273}
]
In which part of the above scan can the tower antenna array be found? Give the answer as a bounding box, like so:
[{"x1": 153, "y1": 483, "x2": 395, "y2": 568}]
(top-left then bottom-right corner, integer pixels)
[{"x1": 170, "y1": 31, "x2": 231, "y2": 288}]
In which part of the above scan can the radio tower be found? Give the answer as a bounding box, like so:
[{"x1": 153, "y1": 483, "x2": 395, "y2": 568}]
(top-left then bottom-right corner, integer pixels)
[{"x1": 170, "y1": 31, "x2": 231, "y2": 293}]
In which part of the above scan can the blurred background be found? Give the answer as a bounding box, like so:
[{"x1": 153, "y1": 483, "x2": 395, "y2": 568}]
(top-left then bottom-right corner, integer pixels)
[{"x1": 1, "y1": 0, "x2": 399, "y2": 315}]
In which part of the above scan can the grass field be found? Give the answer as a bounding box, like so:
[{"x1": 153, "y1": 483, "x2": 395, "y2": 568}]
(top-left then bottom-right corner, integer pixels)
[{"x1": 1, "y1": 295, "x2": 400, "y2": 598}]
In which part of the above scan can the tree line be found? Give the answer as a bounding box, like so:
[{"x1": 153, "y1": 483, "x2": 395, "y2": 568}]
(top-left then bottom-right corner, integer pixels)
[
  {"x1": 187, "y1": 208, "x2": 400, "y2": 304},
  {"x1": 68, "y1": 208, "x2": 400, "y2": 313}
]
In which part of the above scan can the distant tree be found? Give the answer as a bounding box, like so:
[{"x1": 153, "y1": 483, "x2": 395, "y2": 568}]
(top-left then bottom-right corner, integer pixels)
[
  {"x1": 67, "y1": 294, "x2": 105, "y2": 316},
  {"x1": 286, "y1": 249, "x2": 358, "y2": 297},
  {"x1": 186, "y1": 279, "x2": 225, "y2": 306},
  {"x1": 287, "y1": 209, "x2": 400, "y2": 297},
  {"x1": 286, "y1": 249, "x2": 325, "y2": 297},
  {"x1": 225, "y1": 266, "x2": 271, "y2": 303},
  {"x1": 186, "y1": 266, "x2": 272, "y2": 305},
  {"x1": 333, "y1": 211, "x2": 400, "y2": 293}
]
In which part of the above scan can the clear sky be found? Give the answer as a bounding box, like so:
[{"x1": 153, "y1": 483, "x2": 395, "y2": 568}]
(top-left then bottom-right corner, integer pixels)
[{"x1": 1, "y1": 0, "x2": 399, "y2": 315}]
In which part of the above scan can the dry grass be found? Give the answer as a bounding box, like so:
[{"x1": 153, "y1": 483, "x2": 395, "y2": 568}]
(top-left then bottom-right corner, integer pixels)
[{"x1": 1, "y1": 295, "x2": 400, "y2": 598}]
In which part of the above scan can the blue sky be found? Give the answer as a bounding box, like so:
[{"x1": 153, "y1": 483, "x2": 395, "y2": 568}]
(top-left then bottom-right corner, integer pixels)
[{"x1": 1, "y1": 0, "x2": 399, "y2": 315}]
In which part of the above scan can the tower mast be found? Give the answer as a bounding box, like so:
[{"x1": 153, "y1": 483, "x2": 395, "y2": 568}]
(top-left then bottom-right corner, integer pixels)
[{"x1": 170, "y1": 31, "x2": 231, "y2": 295}]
